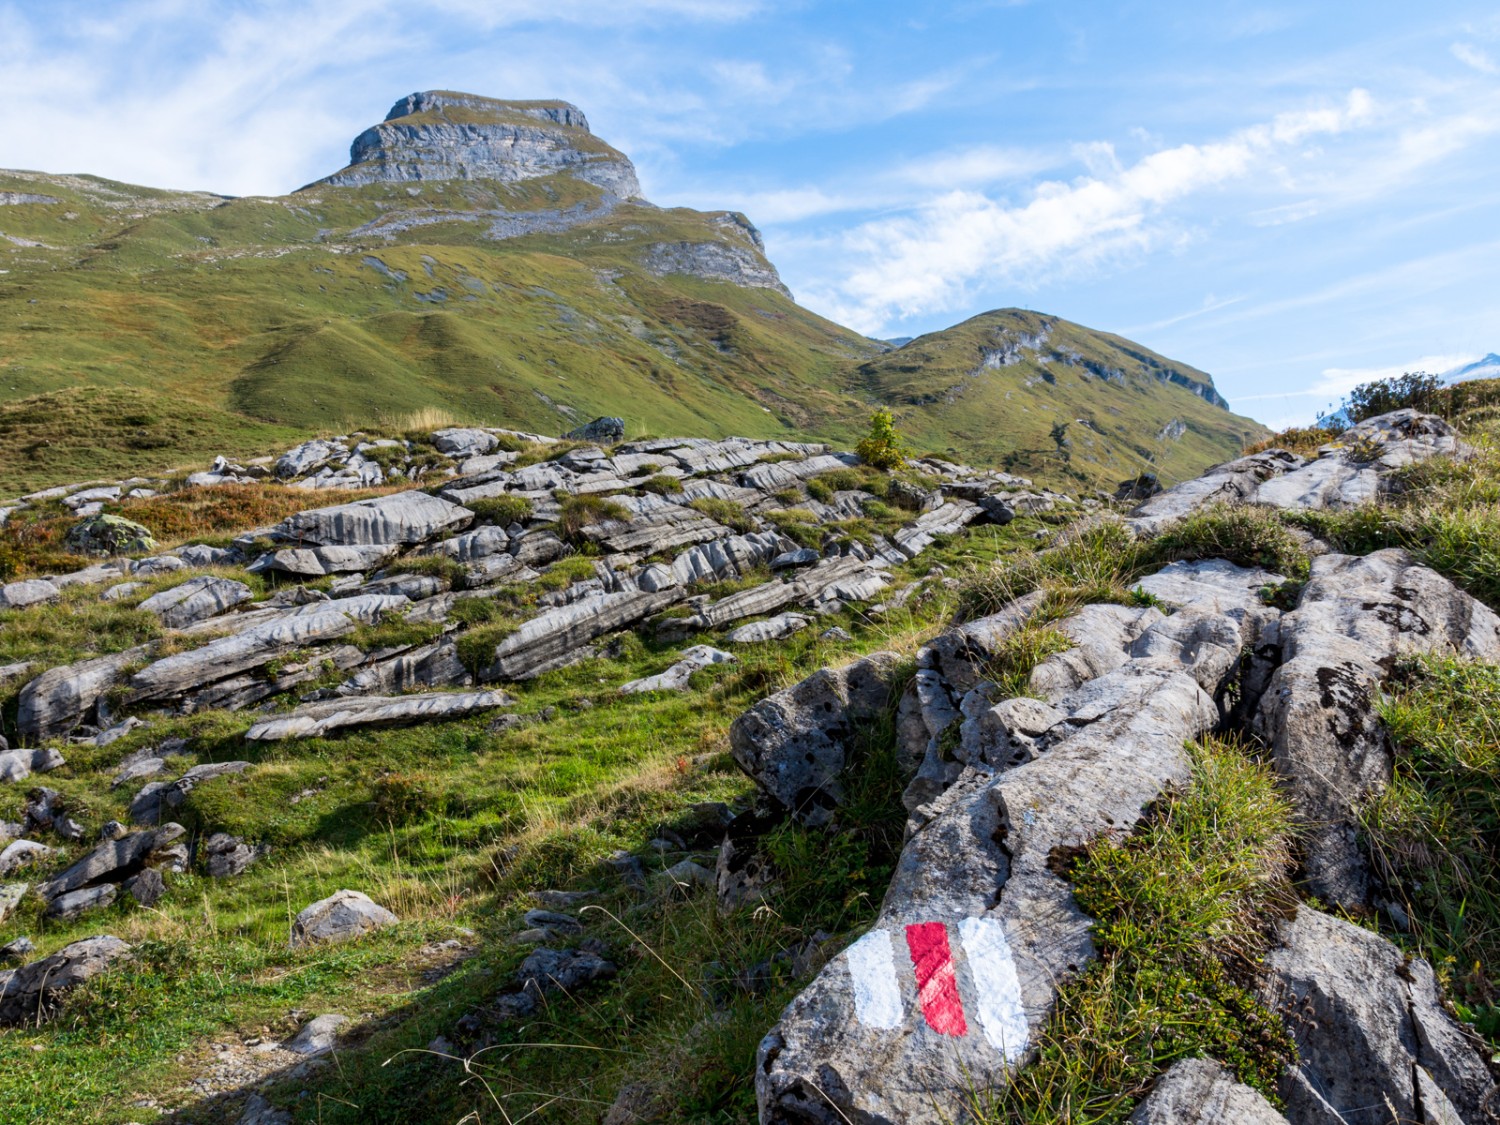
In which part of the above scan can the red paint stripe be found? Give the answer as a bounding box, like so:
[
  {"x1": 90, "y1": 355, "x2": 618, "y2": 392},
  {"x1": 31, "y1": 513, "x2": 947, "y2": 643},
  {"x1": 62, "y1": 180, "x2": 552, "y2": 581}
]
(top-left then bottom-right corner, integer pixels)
[{"x1": 905, "y1": 922, "x2": 968, "y2": 1036}]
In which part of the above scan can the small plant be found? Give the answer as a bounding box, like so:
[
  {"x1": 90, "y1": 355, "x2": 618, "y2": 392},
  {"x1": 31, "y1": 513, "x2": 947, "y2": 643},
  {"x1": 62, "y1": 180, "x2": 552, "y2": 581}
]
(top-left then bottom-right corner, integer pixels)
[
  {"x1": 467, "y1": 495, "x2": 534, "y2": 526},
  {"x1": 557, "y1": 494, "x2": 628, "y2": 545},
  {"x1": 1343, "y1": 371, "x2": 1444, "y2": 423},
  {"x1": 856, "y1": 407, "x2": 907, "y2": 471},
  {"x1": 637, "y1": 474, "x2": 683, "y2": 496},
  {"x1": 688, "y1": 497, "x2": 757, "y2": 534},
  {"x1": 1147, "y1": 503, "x2": 1312, "y2": 580}
]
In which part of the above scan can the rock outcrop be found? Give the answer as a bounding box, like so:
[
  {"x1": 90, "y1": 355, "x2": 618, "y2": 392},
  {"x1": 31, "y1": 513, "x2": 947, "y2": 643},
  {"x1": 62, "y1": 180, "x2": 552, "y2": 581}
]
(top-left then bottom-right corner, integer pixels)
[{"x1": 0, "y1": 935, "x2": 132, "y2": 1026}]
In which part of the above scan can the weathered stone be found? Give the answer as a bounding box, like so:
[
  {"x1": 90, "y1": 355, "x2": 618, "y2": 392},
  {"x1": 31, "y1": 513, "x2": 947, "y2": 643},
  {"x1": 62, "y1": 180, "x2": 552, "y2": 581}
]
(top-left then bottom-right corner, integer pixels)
[
  {"x1": 431, "y1": 427, "x2": 498, "y2": 457},
  {"x1": 249, "y1": 543, "x2": 397, "y2": 576},
  {"x1": 285, "y1": 1012, "x2": 348, "y2": 1057},
  {"x1": 0, "y1": 578, "x2": 59, "y2": 610},
  {"x1": 0, "y1": 936, "x2": 32, "y2": 962},
  {"x1": 274, "y1": 438, "x2": 346, "y2": 479},
  {"x1": 127, "y1": 595, "x2": 409, "y2": 701},
  {"x1": 1254, "y1": 550, "x2": 1500, "y2": 906},
  {"x1": 890, "y1": 500, "x2": 983, "y2": 559},
  {"x1": 1126, "y1": 449, "x2": 1304, "y2": 537},
  {"x1": 237, "y1": 1093, "x2": 293, "y2": 1125},
  {"x1": 726, "y1": 613, "x2": 811, "y2": 644},
  {"x1": 483, "y1": 588, "x2": 681, "y2": 681},
  {"x1": 564, "y1": 416, "x2": 626, "y2": 443},
  {"x1": 18, "y1": 647, "x2": 149, "y2": 741},
  {"x1": 757, "y1": 665, "x2": 1218, "y2": 1125},
  {"x1": 125, "y1": 867, "x2": 166, "y2": 907},
  {"x1": 0, "y1": 745, "x2": 65, "y2": 784},
  {"x1": 0, "y1": 839, "x2": 54, "y2": 877},
  {"x1": 290, "y1": 889, "x2": 398, "y2": 947},
  {"x1": 42, "y1": 882, "x2": 117, "y2": 921},
  {"x1": 671, "y1": 531, "x2": 786, "y2": 586},
  {"x1": 274, "y1": 489, "x2": 473, "y2": 546},
  {"x1": 64, "y1": 513, "x2": 157, "y2": 555},
  {"x1": 729, "y1": 653, "x2": 901, "y2": 826},
  {"x1": 1264, "y1": 907, "x2": 1497, "y2": 1125},
  {"x1": 1127, "y1": 1058, "x2": 1287, "y2": 1124},
  {"x1": 246, "y1": 690, "x2": 510, "y2": 740},
  {"x1": 337, "y1": 638, "x2": 471, "y2": 696},
  {"x1": 204, "y1": 833, "x2": 270, "y2": 878},
  {"x1": 0, "y1": 935, "x2": 132, "y2": 1026},
  {"x1": 37, "y1": 823, "x2": 185, "y2": 902},
  {"x1": 0, "y1": 882, "x2": 26, "y2": 924},
  {"x1": 621, "y1": 646, "x2": 735, "y2": 693},
  {"x1": 138, "y1": 575, "x2": 254, "y2": 629}
]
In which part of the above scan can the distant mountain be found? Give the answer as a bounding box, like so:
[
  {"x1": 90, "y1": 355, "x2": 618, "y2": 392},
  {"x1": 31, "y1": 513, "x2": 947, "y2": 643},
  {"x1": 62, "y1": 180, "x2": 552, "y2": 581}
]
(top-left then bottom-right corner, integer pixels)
[
  {"x1": 0, "y1": 91, "x2": 1262, "y2": 492},
  {"x1": 1443, "y1": 353, "x2": 1500, "y2": 385}
]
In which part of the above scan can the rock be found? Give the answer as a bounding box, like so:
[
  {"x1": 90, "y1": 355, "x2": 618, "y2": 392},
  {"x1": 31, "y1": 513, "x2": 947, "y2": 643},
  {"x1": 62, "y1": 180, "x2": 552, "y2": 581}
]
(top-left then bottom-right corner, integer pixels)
[
  {"x1": 658, "y1": 860, "x2": 716, "y2": 893},
  {"x1": 245, "y1": 690, "x2": 511, "y2": 740},
  {"x1": 129, "y1": 764, "x2": 250, "y2": 824},
  {"x1": 0, "y1": 935, "x2": 132, "y2": 1026},
  {"x1": 130, "y1": 554, "x2": 185, "y2": 577},
  {"x1": 248, "y1": 543, "x2": 398, "y2": 576},
  {"x1": 671, "y1": 531, "x2": 786, "y2": 586},
  {"x1": 1114, "y1": 473, "x2": 1163, "y2": 504},
  {"x1": 236, "y1": 1093, "x2": 293, "y2": 1125},
  {"x1": 1126, "y1": 449, "x2": 1304, "y2": 537},
  {"x1": 91, "y1": 715, "x2": 145, "y2": 746},
  {"x1": 285, "y1": 1013, "x2": 348, "y2": 1057},
  {"x1": 0, "y1": 839, "x2": 54, "y2": 877},
  {"x1": 1264, "y1": 907, "x2": 1497, "y2": 1125},
  {"x1": 504, "y1": 945, "x2": 618, "y2": 1012},
  {"x1": 1127, "y1": 1058, "x2": 1287, "y2": 1124},
  {"x1": 483, "y1": 588, "x2": 681, "y2": 681},
  {"x1": 1254, "y1": 550, "x2": 1500, "y2": 906},
  {"x1": 127, "y1": 595, "x2": 409, "y2": 701},
  {"x1": 563, "y1": 416, "x2": 626, "y2": 444},
  {"x1": 643, "y1": 238, "x2": 791, "y2": 296},
  {"x1": 729, "y1": 653, "x2": 901, "y2": 826},
  {"x1": 820, "y1": 626, "x2": 854, "y2": 642},
  {"x1": 204, "y1": 833, "x2": 270, "y2": 878},
  {"x1": 101, "y1": 580, "x2": 146, "y2": 601},
  {"x1": 771, "y1": 547, "x2": 821, "y2": 570},
  {"x1": 46, "y1": 883, "x2": 119, "y2": 921},
  {"x1": 0, "y1": 936, "x2": 33, "y2": 962},
  {"x1": 0, "y1": 882, "x2": 26, "y2": 924},
  {"x1": 431, "y1": 427, "x2": 498, "y2": 457},
  {"x1": 726, "y1": 613, "x2": 811, "y2": 644},
  {"x1": 138, "y1": 576, "x2": 253, "y2": 629},
  {"x1": 336, "y1": 638, "x2": 472, "y2": 696},
  {"x1": 124, "y1": 868, "x2": 165, "y2": 908},
  {"x1": 36, "y1": 823, "x2": 185, "y2": 903},
  {"x1": 756, "y1": 664, "x2": 1218, "y2": 1125},
  {"x1": 274, "y1": 489, "x2": 474, "y2": 547},
  {"x1": 18, "y1": 646, "x2": 149, "y2": 741},
  {"x1": 64, "y1": 513, "x2": 157, "y2": 556},
  {"x1": 0, "y1": 745, "x2": 65, "y2": 784},
  {"x1": 290, "y1": 889, "x2": 398, "y2": 947},
  {"x1": 112, "y1": 750, "x2": 167, "y2": 789},
  {"x1": 636, "y1": 563, "x2": 678, "y2": 593},
  {"x1": 0, "y1": 578, "x2": 59, "y2": 610},
  {"x1": 620, "y1": 646, "x2": 736, "y2": 693},
  {"x1": 274, "y1": 438, "x2": 346, "y2": 479},
  {"x1": 890, "y1": 500, "x2": 983, "y2": 559}
]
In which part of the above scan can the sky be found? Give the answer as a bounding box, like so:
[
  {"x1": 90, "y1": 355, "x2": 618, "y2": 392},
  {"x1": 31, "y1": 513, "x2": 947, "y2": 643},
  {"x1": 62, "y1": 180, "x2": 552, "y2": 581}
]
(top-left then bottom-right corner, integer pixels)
[{"x1": 3, "y1": 1, "x2": 1499, "y2": 427}]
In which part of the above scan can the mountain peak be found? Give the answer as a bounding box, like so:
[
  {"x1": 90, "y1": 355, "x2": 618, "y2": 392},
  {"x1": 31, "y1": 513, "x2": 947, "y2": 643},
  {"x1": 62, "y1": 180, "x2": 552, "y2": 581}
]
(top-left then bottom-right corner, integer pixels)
[{"x1": 312, "y1": 90, "x2": 641, "y2": 199}]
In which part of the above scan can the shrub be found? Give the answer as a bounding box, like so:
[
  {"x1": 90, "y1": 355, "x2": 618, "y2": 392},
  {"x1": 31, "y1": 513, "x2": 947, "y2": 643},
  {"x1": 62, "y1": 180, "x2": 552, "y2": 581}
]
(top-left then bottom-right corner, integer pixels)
[
  {"x1": 955, "y1": 520, "x2": 1150, "y2": 622},
  {"x1": 688, "y1": 497, "x2": 756, "y2": 534},
  {"x1": 637, "y1": 474, "x2": 683, "y2": 496},
  {"x1": 384, "y1": 553, "x2": 468, "y2": 586},
  {"x1": 1343, "y1": 371, "x2": 1444, "y2": 423},
  {"x1": 1147, "y1": 504, "x2": 1312, "y2": 580},
  {"x1": 856, "y1": 407, "x2": 907, "y2": 471},
  {"x1": 467, "y1": 495, "x2": 534, "y2": 526},
  {"x1": 557, "y1": 494, "x2": 628, "y2": 544},
  {"x1": 805, "y1": 477, "x2": 833, "y2": 503}
]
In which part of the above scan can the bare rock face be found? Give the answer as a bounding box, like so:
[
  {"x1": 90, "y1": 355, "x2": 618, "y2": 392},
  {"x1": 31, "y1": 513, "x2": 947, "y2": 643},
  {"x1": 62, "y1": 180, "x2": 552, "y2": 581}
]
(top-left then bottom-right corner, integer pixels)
[
  {"x1": 36, "y1": 823, "x2": 185, "y2": 905},
  {"x1": 1126, "y1": 449, "x2": 1304, "y2": 536},
  {"x1": 244, "y1": 690, "x2": 511, "y2": 741},
  {"x1": 1127, "y1": 1058, "x2": 1288, "y2": 1124},
  {"x1": 1263, "y1": 908, "x2": 1497, "y2": 1125},
  {"x1": 272, "y1": 490, "x2": 473, "y2": 547},
  {"x1": 290, "y1": 890, "x2": 398, "y2": 947},
  {"x1": 756, "y1": 664, "x2": 1218, "y2": 1124},
  {"x1": 729, "y1": 653, "x2": 903, "y2": 827},
  {"x1": 315, "y1": 91, "x2": 643, "y2": 201},
  {"x1": 0, "y1": 935, "x2": 132, "y2": 1026},
  {"x1": 138, "y1": 575, "x2": 254, "y2": 629},
  {"x1": 482, "y1": 588, "x2": 682, "y2": 681},
  {"x1": 18, "y1": 646, "x2": 150, "y2": 741},
  {"x1": 1254, "y1": 550, "x2": 1500, "y2": 906}
]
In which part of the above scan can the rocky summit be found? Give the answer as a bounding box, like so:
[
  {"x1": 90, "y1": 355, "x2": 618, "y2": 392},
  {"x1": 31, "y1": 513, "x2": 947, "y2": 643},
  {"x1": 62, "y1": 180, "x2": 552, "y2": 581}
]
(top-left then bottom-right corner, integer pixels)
[{"x1": 2, "y1": 377, "x2": 1500, "y2": 1123}]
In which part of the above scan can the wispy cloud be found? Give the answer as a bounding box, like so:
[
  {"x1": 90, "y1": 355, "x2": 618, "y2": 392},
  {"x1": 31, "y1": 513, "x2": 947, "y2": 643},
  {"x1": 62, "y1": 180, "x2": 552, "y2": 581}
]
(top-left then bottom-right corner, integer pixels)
[
  {"x1": 1236, "y1": 353, "x2": 1481, "y2": 404},
  {"x1": 805, "y1": 91, "x2": 1377, "y2": 333},
  {"x1": 1452, "y1": 41, "x2": 1499, "y2": 73}
]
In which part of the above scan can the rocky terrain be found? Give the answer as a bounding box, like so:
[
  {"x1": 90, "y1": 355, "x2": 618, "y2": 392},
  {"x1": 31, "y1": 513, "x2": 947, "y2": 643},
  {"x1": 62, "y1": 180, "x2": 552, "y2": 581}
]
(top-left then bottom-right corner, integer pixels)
[
  {"x1": 1, "y1": 385, "x2": 1499, "y2": 1123},
  {"x1": 0, "y1": 90, "x2": 1260, "y2": 494}
]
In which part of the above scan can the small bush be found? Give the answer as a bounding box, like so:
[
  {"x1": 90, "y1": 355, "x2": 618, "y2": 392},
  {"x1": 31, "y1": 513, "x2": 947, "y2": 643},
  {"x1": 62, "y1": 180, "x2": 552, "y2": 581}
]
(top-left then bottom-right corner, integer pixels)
[
  {"x1": 688, "y1": 497, "x2": 757, "y2": 534},
  {"x1": 371, "y1": 770, "x2": 439, "y2": 826},
  {"x1": 557, "y1": 494, "x2": 628, "y2": 545},
  {"x1": 856, "y1": 407, "x2": 907, "y2": 471},
  {"x1": 1148, "y1": 504, "x2": 1312, "y2": 580},
  {"x1": 955, "y1": 521, "x2": 1149, "y2": 622},
  {"x1": 1344, "y1": 371, "x2": 1444, "y2": 423},
  {"x1": 536, "y1": 555, "x2": 600, "y2": 591},
  {"x1": 637, "y1": 474, "x2": 683, "y2": 496},
  {"x1": 384, "y1": 554, "x2": 467, "y2": 586},
  {"x1": 805, "y1": 477, "x2": 833, "y2": 503},
  {"x1": 981, "y1": 624, "x2": 1073, "y2": 698},
  {"x1": 467, "y1": 495, "x2": 534, "y2": 526}
]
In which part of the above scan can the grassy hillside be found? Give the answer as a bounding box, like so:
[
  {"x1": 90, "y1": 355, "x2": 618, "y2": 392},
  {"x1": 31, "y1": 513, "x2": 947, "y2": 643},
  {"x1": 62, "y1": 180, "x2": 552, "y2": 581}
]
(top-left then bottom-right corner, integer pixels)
[{"x1": 0, "y1": 147, "x2": 1263, "y2": 495}]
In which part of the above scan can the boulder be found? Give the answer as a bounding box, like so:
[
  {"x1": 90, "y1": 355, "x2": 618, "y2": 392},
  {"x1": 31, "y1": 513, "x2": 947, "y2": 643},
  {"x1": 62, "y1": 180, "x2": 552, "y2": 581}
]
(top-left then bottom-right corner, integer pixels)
[
  {"x1": 248, "y1": 543, "x2": 397, "y2": 576},
  {"x1": 46, "y1": 883, "x2": 118, "y2": 921},
  {"x1": 64, "y1": 513, "x2": 157, "y2": 556},
  {"x1": 431, "y1": 427, "x2": 498, "y2": 457},
  {"x1": 17, "y1": 646, "x2": 149, "y2": 741},
  {"x1": 336, "y1": 638, "x2": 471, "y2": 696},
  {"x1": 1126, "y1": 449, "x2": 1304, "y2": 537},
  {"x1": 563, "y1": 417, "x2": 625, "y2": 443},
  {"x1": 0, "y1": 839, "x2": 54, "y2": 877},
  {"x1": 274, "y1": 438, "x2": 345, "y2": 479},
  {"x1": 290, "y1": 889, "x2": 398, "y2": 947},
  {"x1": 729, "y1": 653, "x2": 902, "y2": 826},
  {"x1": 671, "y1": 531, "x2": 786, "y2": 586},
  {"x1": 204, "y1": 833, "x2": 270, "y2": 878},
  {"x1": 37, "y1": 823, "x2": 185, "y2": 903},
  {"x1": 0, "y1": 935, "x2": 132, "y2": 1026},
  {"x1": 138, "y1": 576, "x2": 254, "y2": 629},
  {"x1": 1127, "y1": 1058, "x2": 1287, "y2": 1124},
  {"x1": 0, "y1": 578, "x2": 59, "y2": 610},
  {"x1": 0, "y1": 745, "x2": 65, "y2": 784},
  {"x1": 726, "y1": 613, "x2": 811, "y2": 644},
  {"x1": 1254, "y1": 550, "x2": 1500, "y2": 906},
  {"x1": 245, "y1": 690, "x2": 511, "y2": 741},
  {"x1": 285, "y1": 1012, "x2": 349, "y2": 1057},
  {"x1": 756, "y1": 665, "x2": 1218, "y2": 1125},
  {"x1": 1264, "y1": 907, "x2": 1497, "y2": 1125},
  {"x1": 620, "y1": 646, "x2": 736, "y2": 694},
  {"x1": 273, "y1": 490, "x2": 473, "y2": 547},
  {"x1": 483, "y1": 588, "x2": 682, "y2": 681},
  {"x1": 890, "y1": 500, "x2": 983, "y2": 559},
  {"x1": 494, "y1": 945, "x2": 619, "y2": 1018},
  {"x1": 0, "y1": 882, "x2": 26, "y2": 924}
]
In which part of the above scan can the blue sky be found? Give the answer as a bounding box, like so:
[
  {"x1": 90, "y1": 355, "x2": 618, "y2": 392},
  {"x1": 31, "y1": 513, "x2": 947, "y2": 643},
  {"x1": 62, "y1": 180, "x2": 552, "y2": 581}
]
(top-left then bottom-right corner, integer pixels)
[{"x1": 3, "y1": 0, "x2": 1499, "y2": 426}]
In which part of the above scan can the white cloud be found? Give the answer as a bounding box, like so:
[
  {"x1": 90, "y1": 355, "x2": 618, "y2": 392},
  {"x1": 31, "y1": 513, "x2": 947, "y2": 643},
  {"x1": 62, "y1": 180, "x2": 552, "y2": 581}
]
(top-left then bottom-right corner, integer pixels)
[
  {"x1": 805, "y1": 90, "x2": 1377, "y2": 334},
  {"x1": 1236, "y1": 353, "x2": 1481, "y2": 405},
  {"x1": 1452, "y1": 42, "x2": 1499, "y2": 74}
]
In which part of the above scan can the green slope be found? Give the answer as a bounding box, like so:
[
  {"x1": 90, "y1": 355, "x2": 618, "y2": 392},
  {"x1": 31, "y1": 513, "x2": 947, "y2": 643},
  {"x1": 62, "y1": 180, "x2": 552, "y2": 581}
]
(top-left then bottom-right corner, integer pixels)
[{"x1": 0, "y1": 141, "x2": 1264, "y2": 494}]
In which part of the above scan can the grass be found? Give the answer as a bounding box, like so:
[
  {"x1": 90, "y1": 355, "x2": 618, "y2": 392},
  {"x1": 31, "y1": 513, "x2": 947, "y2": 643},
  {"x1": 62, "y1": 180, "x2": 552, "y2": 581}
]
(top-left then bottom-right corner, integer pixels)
[
  {"x1": 465, "y1": 495, "x2": 534, "y2": 526},
  {"x1": 974, "y1": 737, "x2": 1297, "y2": 1124},
  {"x1": 687, "y1": 497, "x2": 758, "y2": 535},
  {"x1": 1366, "y1": 656, "x2": 1500, "y2": 1039},
  {"x1": 556, "y1": 494, "x2": 628, "y2": 544}
]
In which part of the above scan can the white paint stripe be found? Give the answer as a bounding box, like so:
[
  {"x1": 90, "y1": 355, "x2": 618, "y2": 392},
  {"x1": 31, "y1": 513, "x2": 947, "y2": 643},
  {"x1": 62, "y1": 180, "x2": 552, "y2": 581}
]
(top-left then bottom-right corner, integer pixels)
[
  {"x1": 845, "y1": 928, "x2": 903, "y2": 1029},
  {"x1": 957, "y1": 915, "x2": 1030, "y2": 1062}
]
